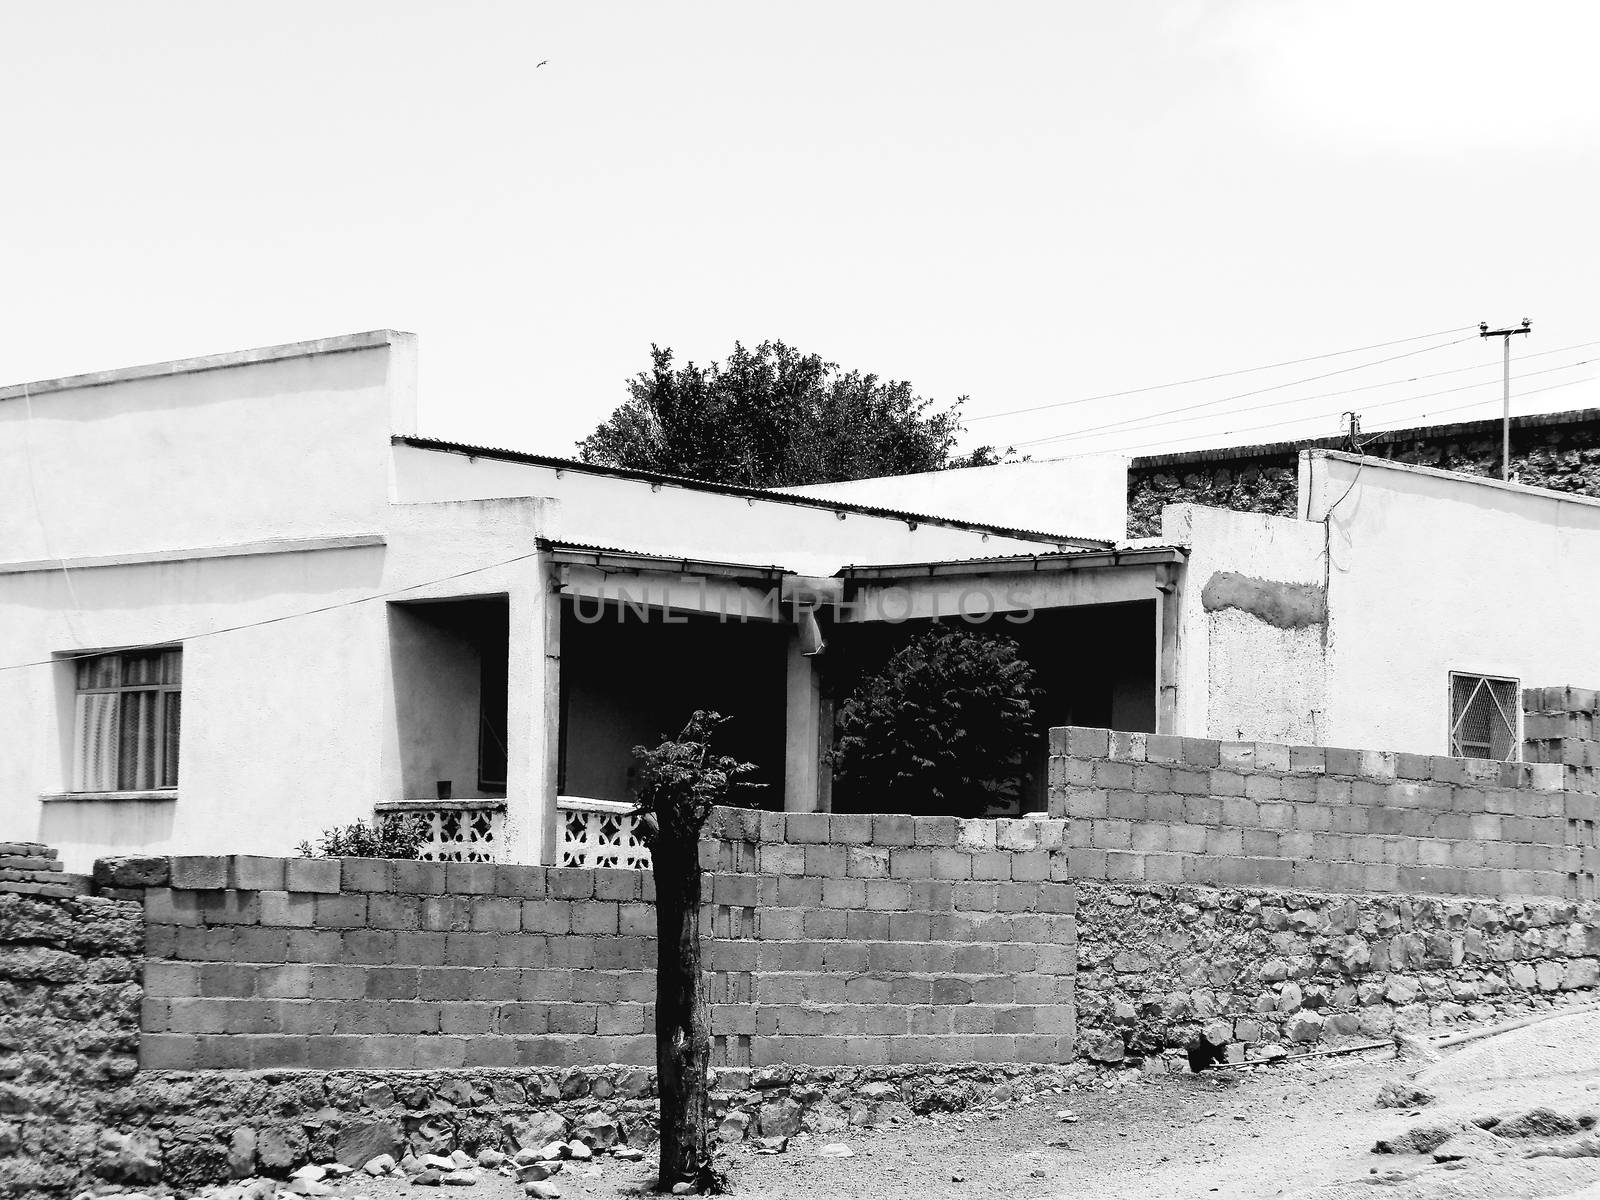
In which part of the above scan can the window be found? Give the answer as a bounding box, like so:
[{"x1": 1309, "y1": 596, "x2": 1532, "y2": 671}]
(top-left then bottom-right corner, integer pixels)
[
  {"x1": 73, "y1": 648, "x2": 181, "y2": 791},
  {"x1": 1449, "y1": 672, "x2": 1519, "y2": 761}
]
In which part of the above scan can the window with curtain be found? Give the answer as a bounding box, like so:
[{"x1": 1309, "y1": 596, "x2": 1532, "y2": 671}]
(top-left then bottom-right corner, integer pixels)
[{"x1": 73, "y1": 647, "x2": 182, "y2": 792}]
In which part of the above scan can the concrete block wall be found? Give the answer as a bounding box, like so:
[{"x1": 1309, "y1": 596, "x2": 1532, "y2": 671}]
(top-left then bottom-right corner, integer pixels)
[
  {"x1": 703, "y1": 808, "x2": 1076, "y2": 1068},
  {"x1": 137, "y1": 811, "x2": 1077, "y2": 1073},
  {"x1": 1524, "y1": 687, "x2": 1600, "y2": 898},
  {"x1": 1048, "y1": 723, "x2": 1594, "y2": 900}
]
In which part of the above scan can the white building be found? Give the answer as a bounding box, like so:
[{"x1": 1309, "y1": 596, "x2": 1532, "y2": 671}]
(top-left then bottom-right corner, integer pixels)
[{"x1": 3, "y1": 330, "x2": 1596, "y2": 871}]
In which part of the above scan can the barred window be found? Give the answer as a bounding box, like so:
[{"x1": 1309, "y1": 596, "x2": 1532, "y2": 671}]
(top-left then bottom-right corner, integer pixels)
[
  {"x1": 73, "y1": 648, "x2": 182, "y2": 791},
  {"x1": 1448, "y1": 672, "x2": 1519, "y2": 761}
]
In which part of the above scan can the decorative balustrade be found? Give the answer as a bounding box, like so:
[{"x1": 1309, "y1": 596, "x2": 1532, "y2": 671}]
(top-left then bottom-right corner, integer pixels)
[
  {"x1": 557, "y1": 796, "x2": 650, "y2": 869},
  {"x1": 376, "y1": 799, "x2": 504, "y2": 863}
]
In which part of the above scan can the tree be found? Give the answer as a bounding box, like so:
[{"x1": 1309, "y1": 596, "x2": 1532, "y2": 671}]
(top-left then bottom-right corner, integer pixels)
[
  {"x1": 831, "y1": 623, "x2": 1040, "y2": 816},
  {"x1": 577, "y1": 340, "x2": 1002, "y2": 487},
  {"x1": 631, "y1": 712, "x2": 759, "y2": 1194}
]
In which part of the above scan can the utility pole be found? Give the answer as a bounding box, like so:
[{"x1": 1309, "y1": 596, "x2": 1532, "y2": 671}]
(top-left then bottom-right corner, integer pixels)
[{"x1": 1480, "y1": 319, "x2": 1532, "y2": 479}]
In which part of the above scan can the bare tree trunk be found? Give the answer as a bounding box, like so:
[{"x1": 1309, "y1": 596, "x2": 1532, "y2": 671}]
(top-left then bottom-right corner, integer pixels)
[{"x1": 653, "y1": 827, "x2": 715, "y2": 1191}]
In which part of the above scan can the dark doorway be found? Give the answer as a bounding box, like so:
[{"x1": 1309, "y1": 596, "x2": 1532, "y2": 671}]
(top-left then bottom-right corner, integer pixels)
[
  {"x1": 558, "y1": 600, "x2": 788, "y2": 807},
  {"x1": 826, "y1": 600, "x2": 1156, "y2": 816}
]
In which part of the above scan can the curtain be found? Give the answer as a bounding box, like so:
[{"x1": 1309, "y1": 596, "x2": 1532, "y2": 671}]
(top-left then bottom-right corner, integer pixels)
[{"x1": 73, "y1": 692, "x2": 119, "y2": 791}]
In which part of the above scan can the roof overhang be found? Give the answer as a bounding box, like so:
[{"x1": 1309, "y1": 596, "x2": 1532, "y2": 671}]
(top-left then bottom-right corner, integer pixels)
[
  {"x1": 539, "y1": 539, "x2": 791, "y2": 584},
  {"x1": 837, "y1": 545, "x2": 1187, "y2": 581}
]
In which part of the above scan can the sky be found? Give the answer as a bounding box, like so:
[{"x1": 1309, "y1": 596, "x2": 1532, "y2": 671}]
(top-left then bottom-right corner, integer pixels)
[{"x1": 3, "y1": 1, "x2": 1598, "y2": 463}]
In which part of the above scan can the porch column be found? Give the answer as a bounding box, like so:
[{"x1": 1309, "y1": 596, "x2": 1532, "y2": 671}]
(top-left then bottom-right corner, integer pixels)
[
  {"x1": 1155, "y1": 561, "x2": 1183, "y2": 735},
  {"x1": 783, "y1": 634, "x2": 824, "y2": 812}
]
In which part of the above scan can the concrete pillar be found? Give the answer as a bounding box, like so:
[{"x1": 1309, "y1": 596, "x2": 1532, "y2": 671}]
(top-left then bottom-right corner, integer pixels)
[
  {"x1": 499, "y1": 580, "x2": 550, "y2": 865},
  {"x1": 783, "y1": 634, "x2": 824, "y2": 812}
]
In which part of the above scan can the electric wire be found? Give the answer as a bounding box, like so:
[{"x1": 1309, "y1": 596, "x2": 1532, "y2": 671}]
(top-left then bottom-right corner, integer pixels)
[
  {"x1": 1005, "y1": 339, "x2": 1600, "y2": 451},
  {"x1": 1011, "y1": 333, "x2": 1479, "y2": 450},
  {"x1": 1085, "y1": 373, "x2": 1600, "y2": 460},
  {"x1": 965, "y1": 324, "x2": 1478, "y2": 423},
  {"x1": 0, "y1": 548, "x2": 548, "y2": 677}
]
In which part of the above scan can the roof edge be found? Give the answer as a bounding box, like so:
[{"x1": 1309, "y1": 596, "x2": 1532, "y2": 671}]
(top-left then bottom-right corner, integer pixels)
[
  {"x1": 398, "y1": 436, "x2": 1112, "y2": 550},
  {"x1": 1129, "y1": 406, "x2": 1600, "y2": 470},
  {"x1": 0, "y1": 330, "x2": 412, "y2": 402}
]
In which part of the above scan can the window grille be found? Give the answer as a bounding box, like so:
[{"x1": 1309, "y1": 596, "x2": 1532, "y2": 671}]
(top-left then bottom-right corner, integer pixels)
[
  {"x1": 73, "y1": 648, "x2": 182, "y2": 791},
  {"x1": 1449, "y1": 672, "x2": 1519, "y2": 760}
]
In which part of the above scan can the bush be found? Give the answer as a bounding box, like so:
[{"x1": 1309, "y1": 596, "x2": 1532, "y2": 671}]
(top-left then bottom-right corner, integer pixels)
[
  {"x1": 296, "y1": 815, "x2": 427, "y2": 859},
  {"x1": 832, "y1": 622, "x2": 1040, "y2": 816}
]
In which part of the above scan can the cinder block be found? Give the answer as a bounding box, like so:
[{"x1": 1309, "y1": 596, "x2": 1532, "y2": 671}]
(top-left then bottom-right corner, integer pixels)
[
  {"x1": 547, "y1": 868, "x2": 595, "y2": 900},
  {"x1": 913, "y1": 816, "x2": 959, "y2": 847},
  {"x1": 863, "y1": 879, "x2": 912, "y2": 911},
  {"x1": 996, "y1": 821, "x2": 1041, "y2": 852},
  {"x1": 144, "y1": 887, "x2": 202, "y2": 926},
  {"x1": 785, "y1": 812, "x2": 831, "y2": 844},
  {"x1": 929, "y1": 848, "x2": 973, "y2": 880},
  {"x1": 334, "y1": 858, "x2": 391, "y2": 893},
  {"x1": 803, "y1": 845, "x2": 847, "y2": 877},
  {"x1": 314, "y1": 893, "x2": 368, "y2": 929},
  {"x1": 391, "y1": 860, "x2": 448, "y2": 895},
  {"x1": 284, "y1": 857, "x2": 341, "y2": 894},
  {"x1": 873, "y1": 814, "x2": 917, "y2": 846},
  {"x1": 171, "y1": 856, "x2": 229, "y2": 891},
  {"x1": 1179, "y1": 736, "x2": 1222, "y2": 768},
  {"x1": 1324, "y1": 747, "x2": 1362, "y2": 776},
  {"x1": 1145, "y1": 734, "x2": 1183, "y2": 764},
  {"x1": 846, "y1": 846, "x2": 891, "y2": 879},
  {"x1": 1102, "y1": 851, "x2": 1146, "y2": 882},
  {"x1": 957, "y1": 819, "x2": 997, "y2": 851},
  {"x1": 1289, "y1": 745, "x2": 1326, "y2": 775},
  {"x1": 445, "y1": 861, "x2": 497, "y2": 895},
  {"x1": 889, "y1": 848, "x2": 933, "y2": 879},
  {"x1": 1255, "y1": 743, "x2": 1291, "y2": 773},
  {"x1": 1065, "y1": 847, "x2": 1107, "y2": 879},
  {"x1": 228, "y1": 856, "x2": 288, "y2": 891},
  {"x1": 469, "y1": 896, "x2": 523, "y2": 933},
  {"x1": 829, "y1": 813, "x2": 873, "y2": 844},
  {"x1": 1062, "y1": 726, "x2": 1106, "y2": 759},
  {"x1": 1109, "y1": 731, "x2": 1148, "y2": 762}
]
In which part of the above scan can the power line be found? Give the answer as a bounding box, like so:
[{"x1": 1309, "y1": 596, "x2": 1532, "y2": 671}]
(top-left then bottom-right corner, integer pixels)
[
  {"x1": 1019, "y1": 338, "x2": 1600, "y2": 449},
  {"x1": 1013, "y1": 333, "x2": 1479, "y2": 450},
  {"x1": 1051, "y1": 356, "x2": 1597, "y2": 456},
  {"x1": 966, "y1": 324, "x2": 1478, "y2": 424},
  {"x1": 0, "y1": 548, "x2": 547, "y2": 677},
  {"x1": 1084, "y1": 371, "x2": 1600, "y2": 460}
]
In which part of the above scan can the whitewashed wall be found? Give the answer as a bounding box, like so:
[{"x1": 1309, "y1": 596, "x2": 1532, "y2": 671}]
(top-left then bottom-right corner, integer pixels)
[
  {"x1": 1301, "y1": 450, "x2": 1600, "y2": 755},
  {"x1": 1162, "y1": 503, "x2": 1328, "y2": 745}
]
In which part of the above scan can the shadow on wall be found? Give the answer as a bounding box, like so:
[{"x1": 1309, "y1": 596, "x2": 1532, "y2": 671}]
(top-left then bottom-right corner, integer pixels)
[{"x1": 39, "y1": 798, "x2": 177, "y2": 862}]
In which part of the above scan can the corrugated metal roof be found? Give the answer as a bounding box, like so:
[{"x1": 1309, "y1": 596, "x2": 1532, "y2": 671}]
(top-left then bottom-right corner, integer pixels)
[
  {"x1": 837, "y1": 544, "x2": 1187, "y2": 577},
  {"x1": 397, "y1": 436, "x2": 1111, "y2": 549},
  {"x1": 1129, "y1": 406, "x2": 1600, "y2": 470},
  {"x1": 539, "y1": 539, "x2": 791, "y2": 576}
]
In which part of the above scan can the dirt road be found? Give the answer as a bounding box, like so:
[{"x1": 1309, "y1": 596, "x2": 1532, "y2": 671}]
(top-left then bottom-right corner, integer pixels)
[{"x1": 181, "y1": 1011, "x2": 1600, "y2": 1200}]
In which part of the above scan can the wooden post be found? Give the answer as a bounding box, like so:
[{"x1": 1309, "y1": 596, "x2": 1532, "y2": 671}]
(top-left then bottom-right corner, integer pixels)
[{"x1": 651, "y1": 825, "x2": 714, "y2": 1190}]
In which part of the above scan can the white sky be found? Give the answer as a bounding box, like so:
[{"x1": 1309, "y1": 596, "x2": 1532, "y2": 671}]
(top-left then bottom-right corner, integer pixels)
[{"x1": 3, "y1": 1, "x2": 1597, "y2": 462}]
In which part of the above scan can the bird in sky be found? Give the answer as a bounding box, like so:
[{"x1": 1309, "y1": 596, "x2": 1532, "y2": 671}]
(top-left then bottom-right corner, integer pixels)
[{"x1": 536, "y1": 60, "x2": 549, "y2": 68}]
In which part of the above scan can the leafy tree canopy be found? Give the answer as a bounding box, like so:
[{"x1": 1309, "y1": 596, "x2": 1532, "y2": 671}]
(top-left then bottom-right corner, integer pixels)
[
  {"x1": 577, "y1": 340, "x2": 1001, "y2": 487},
  {"x1": 831, "y1": 623, "x2": 1041, "y2": 816}
]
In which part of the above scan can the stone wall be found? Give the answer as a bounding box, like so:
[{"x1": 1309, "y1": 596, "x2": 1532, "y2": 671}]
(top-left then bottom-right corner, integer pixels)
[
  {"x1": 1125, "y1": 407, "x2": 1600, "y2": 537},
  {"x1": 1048, "y1": 725, "x2": 1596, "y2": 899},
  {"x1": 139, "y1": 811, "x2": 1076, "y2": 1073},
  {"x1": 0, "y1": 850, "x2": 145, "y2": 1199},
  {"x1": 105, "y1": 1061, "x2": 1080, "y2": 1188},
  {"x1": 1073, "y1": 881, "x2": 1599, "y2": 1066}
]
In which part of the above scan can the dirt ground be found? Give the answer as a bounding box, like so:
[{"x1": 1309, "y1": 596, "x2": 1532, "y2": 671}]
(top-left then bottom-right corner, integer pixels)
[{"x1": 187, "y1": 1011, "x2": 1600, "y2": 1200}]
